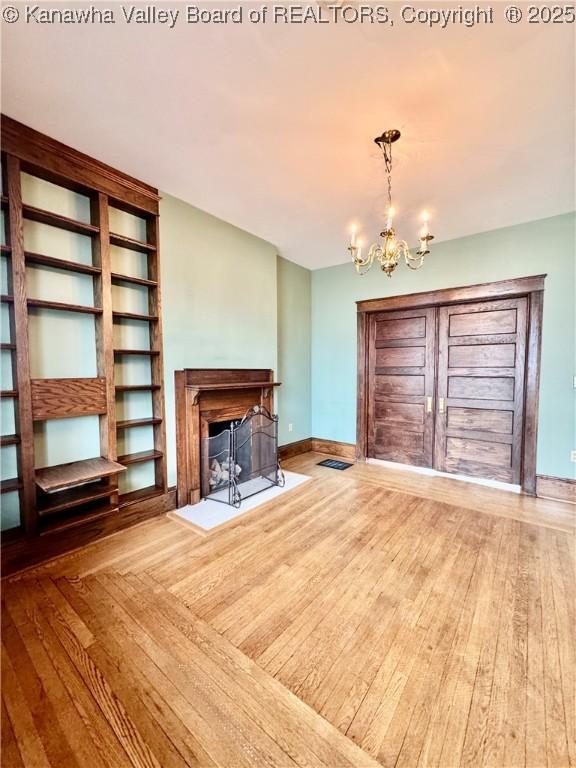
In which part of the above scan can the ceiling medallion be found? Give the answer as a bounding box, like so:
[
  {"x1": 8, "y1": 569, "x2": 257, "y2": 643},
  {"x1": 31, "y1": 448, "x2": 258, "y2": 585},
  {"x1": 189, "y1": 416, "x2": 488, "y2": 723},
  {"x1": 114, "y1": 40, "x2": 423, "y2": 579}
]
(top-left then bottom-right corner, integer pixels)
[{"x1": 347, "y1": 130, "x2": 434, "y2": 277}]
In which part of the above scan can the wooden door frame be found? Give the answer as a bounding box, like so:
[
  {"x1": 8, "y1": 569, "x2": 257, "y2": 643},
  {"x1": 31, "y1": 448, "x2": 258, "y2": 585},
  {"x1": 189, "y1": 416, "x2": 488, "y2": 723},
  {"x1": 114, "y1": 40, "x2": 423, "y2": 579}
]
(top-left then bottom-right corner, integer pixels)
[{"x1": 356, "y1": 274, "x2": 546, "y2": 495}]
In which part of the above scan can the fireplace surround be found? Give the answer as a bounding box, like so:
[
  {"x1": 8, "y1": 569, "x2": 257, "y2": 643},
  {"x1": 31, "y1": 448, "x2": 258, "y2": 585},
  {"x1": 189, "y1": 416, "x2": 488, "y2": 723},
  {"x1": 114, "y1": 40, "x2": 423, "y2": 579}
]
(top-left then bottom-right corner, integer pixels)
[{"x1": 174, "y1": 369, "x2": 281, "y2": 507}]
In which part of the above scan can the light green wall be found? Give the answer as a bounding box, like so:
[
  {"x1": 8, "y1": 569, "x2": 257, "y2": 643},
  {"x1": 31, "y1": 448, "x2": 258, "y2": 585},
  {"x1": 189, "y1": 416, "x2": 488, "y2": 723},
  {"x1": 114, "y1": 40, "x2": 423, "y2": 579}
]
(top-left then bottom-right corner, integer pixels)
[
  {"x1": 311, "y1": 213, "x2": 576, "y2": 479},
  {"x1": 3, "y1": 163, "x2": 572, "y2": 526},
  {"x1": 276, "y1": 255, "x2": 311, "y2": 445},
  {"x1": 159, "y1": 193, "x2": 279, "y2": 486}
]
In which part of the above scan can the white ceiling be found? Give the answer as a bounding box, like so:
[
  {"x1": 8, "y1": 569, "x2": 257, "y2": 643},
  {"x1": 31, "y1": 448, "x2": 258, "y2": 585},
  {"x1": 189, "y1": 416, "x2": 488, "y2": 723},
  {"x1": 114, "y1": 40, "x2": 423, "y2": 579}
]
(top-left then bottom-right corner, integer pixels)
[{"x1": 2, "y1": 4, "x2": 575, "y2": 269}]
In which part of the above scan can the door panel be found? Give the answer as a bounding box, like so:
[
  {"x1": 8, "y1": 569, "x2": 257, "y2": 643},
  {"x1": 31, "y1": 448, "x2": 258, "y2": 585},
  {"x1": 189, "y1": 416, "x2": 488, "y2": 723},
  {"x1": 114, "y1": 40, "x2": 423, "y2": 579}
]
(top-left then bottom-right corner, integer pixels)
[
  {"x1": 368, "y1": 308, "x2": 436, "y2": 466},
  {"x1": 448, "y1": 343, "x2": 516, "y2": 368},
  {"x1": 376, "y1": 346, "x2": 426, "y2": 367},
  {"x1": 449, "y1": 308, "x2": 517, "y2": 336},
  {"x1": 448, "y1": 376, "x2": 515, "y2": 400},
  {"x1": 434, "y1": 298, "x2": 527, "y2": 484},
  {"x1": 447, "y1": 407, "x2": 513, "y2": 434}
]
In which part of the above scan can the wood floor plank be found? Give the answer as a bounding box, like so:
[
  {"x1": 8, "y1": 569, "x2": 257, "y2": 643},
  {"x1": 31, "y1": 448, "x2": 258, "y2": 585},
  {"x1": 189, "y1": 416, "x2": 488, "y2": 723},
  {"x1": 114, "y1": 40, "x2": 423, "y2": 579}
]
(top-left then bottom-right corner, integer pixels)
[
  {"x1": 1, "y1": 640, "x2": 52, "y2": 768},
  {"x1": 1, "y1": 698, "x2": 25, "y2": 768},
  {"x1": 54, "y1": 576, "x2": 217, "y2": 768},
  {"x1": 134, "y1": 570, "x2": 382, "y2": 768},
  {"x1": 551, "y1": 532, "x2": 576, "y2": 767},
  {"x1": 9, "y1": 578, "x2": 137, "y2": 768},
  {"x1": 2, "y1": 452, "x2": 574, "y2": 768},
  {"x1": 414, "y1": 514, "x2": 502, "y2": 768},
  {"x1": 2, "y1": 601, "x2": 81, "y2": 767},
  {"x1": 94, "y1": 572, "x2": 337, "y2": 768},
  {"x1": 3, "y1": 582, "x2": 110, "y2": 768},
  {"x1": 525, "y1": 523, "x2": 547, "y2": 768},
  {"x1": 373, "y1": 513, "x2": 488, "y2": 766}
]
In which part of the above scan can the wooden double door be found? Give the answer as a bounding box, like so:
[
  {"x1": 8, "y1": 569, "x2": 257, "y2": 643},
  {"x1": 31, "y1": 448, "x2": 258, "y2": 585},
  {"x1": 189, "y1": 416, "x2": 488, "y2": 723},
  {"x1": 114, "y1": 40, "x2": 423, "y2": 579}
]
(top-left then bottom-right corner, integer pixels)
[{"x1": 367, "y1": 297, "x2": 528, "y2": 484}]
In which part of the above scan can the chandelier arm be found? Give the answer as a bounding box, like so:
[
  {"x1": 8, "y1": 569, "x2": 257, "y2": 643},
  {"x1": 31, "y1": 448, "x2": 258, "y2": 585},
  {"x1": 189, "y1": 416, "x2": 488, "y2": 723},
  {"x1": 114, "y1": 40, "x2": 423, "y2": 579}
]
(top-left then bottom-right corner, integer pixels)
[{"x1": 405, "y1": 251, "x2": 425, "y2": 270}]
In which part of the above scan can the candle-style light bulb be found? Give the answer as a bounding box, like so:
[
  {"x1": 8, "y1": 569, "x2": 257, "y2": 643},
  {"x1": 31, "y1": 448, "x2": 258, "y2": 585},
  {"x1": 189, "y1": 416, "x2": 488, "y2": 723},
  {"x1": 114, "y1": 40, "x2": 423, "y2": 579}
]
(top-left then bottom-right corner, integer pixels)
[
  {"x1": 350, "y1": 225, "x2": 357, "y2": 247},
  {"x1": 420, "y1": 211, "x2": 429, "y2": 238},
  {"x1": 386, "y1": 206, "x2": 395, "y2": 230}
]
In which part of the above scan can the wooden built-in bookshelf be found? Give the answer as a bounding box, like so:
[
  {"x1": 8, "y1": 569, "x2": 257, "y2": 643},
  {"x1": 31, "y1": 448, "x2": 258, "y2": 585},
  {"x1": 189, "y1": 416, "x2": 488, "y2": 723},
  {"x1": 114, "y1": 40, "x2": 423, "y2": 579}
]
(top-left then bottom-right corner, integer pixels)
[{"x1": 1, "y1": 115, "x2": 173, "y2": 574}]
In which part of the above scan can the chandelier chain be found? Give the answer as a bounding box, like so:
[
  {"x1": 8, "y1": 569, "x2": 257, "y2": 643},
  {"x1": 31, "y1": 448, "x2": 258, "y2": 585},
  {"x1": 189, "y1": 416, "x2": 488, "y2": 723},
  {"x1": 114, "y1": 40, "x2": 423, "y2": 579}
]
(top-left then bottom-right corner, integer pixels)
[{"x1": 381, "y1": 140, "x2": 393, "y2": 210}]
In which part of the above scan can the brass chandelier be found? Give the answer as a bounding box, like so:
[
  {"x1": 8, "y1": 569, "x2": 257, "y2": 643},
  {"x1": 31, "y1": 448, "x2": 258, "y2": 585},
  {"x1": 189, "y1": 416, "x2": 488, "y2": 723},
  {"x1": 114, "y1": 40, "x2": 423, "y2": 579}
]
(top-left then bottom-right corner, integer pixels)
[{"x1": 347, "y1": 129, "x2": 434, "y2": 277}]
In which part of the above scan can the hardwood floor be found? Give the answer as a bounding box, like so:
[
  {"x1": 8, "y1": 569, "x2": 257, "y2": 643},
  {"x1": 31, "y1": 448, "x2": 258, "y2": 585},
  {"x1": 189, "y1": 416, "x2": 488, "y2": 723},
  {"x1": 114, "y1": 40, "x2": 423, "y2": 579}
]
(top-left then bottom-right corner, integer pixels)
[{"x1": 2, "y1": 452, "x2": 575, "y2": 767}]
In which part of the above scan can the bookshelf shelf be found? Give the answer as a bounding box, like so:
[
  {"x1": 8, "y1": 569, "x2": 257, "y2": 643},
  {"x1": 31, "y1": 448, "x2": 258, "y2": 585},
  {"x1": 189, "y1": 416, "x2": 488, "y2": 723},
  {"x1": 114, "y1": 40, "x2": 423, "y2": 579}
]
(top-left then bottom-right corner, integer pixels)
[
  {"x1": 111, "y1": 272, "x2": 158, "y2": 287},
  {"x1": 116, "y1": 417, "x2": 162, "y2": 430},
  {"x1": 109, "y1": 232, "x2": 156, "y2": 253},
  {"x1": 113, "y1": 310, "x2": 158, "y2": 322},
  {"x1": 25, "y1": 251, "x2": 101, "y2": 275},
  {"x1": 35, "y1": 456, "x2": 126, "y2": 493},
  {"x1": 113, "y1": 348, "x2": 159, "y2": 357},
  {"x1": 23, "y1": 203, "x2": 99, "y2": 237},
  {"x1": 118, "y1": 450, "x2": 163, "y2": 466}
]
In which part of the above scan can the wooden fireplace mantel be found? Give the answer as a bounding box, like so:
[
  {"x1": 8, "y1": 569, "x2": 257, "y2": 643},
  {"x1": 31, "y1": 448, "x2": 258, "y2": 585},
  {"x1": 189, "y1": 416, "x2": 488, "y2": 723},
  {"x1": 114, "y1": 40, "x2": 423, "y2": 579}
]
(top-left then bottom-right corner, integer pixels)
[{"x1": 175, "y1": 369, "x2": 280, "y2": 507}]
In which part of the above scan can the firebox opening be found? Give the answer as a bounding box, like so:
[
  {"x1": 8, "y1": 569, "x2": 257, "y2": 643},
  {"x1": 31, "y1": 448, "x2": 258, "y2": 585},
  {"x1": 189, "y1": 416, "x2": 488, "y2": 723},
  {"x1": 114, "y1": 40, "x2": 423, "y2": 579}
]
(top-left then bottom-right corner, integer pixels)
[
  {"x1": 200, "y1": 406, "x2": 284, "y2": 507},
  {"x1": 209, "y1": 420, "x2": 234, "y2": 438}
]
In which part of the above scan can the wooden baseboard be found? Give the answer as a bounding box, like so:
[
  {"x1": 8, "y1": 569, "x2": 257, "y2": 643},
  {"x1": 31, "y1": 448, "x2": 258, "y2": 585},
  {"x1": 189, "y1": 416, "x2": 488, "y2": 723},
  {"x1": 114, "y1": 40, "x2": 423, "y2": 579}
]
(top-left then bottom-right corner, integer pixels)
[
  {"x1": 1, "y1": 488, "x2": 177, "y2": 577},
  {"x1": 536, "y1": 475, "x2": 576, "y2": 504},
  {"x1": 280, "y1": 440, "x2": 575, "y2": 505},
  {"x1": 311, "y1": 438, "x2": 356, "y2": 460},
  {"x1": 279, "y1": 438, "x2": 313, "y2": 461},
  {"x1": 279, "y1": 437, "x2": 356, "y2": 461}
]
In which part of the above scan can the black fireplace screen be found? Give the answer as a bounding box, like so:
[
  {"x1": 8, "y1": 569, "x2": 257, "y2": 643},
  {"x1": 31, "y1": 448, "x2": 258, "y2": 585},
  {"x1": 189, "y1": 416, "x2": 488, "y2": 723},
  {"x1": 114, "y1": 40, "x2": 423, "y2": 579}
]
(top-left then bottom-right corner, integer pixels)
[{"x1": 201, "y1": 406, "x2": 284, "y2": 507}]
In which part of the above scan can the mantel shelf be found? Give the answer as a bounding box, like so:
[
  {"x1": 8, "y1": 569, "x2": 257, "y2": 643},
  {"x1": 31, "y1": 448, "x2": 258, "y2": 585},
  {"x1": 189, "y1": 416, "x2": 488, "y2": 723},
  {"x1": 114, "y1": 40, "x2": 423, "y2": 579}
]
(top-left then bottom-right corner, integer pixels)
[
  {"x1": 35, "y1": 457, "x2": 126, "y2": 493},
  {"x1": 186, "y1": 381, "x2": 281, "y2": 391}
]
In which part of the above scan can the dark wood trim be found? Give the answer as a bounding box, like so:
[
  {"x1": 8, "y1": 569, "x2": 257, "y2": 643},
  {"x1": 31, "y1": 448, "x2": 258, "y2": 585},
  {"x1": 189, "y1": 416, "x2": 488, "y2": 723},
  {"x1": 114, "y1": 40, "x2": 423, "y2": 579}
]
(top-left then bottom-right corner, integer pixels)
[
  {"x1": 146, "y1": 213, "x2": 168, "y2": 493},
  {"x1": 311, "y1": 439, "x2": 356, "y2": 460},
  {"x1": 175, "y1": 371, "x2": 189, "y2": 509},
  {"x1": 356, "y1": 275, "x2": 546, "y2": 314},
  {"x1": 6, "y1": 155, "x2": 36, "y2": 535},
  {"x1": 2, "y1": 115, "x2": 159, "y2": 215},
  {"x1": 275, "y1": 437, "x2": 359, "y2": 462},
  {"x1": 93, "y1": 193, "x2": 117, "y2": 468},
  {"x1": 279, "y1": 438, "x2": 313, "y2": 461},
  {"x1": 1, "y1": 489, "x2": 176, "y2": 576},
  {"x1": 356, "y1": 313, "x2": 368, "y2": 462},
  {"x1": 536, "y1": 475, "x2": 576, "y2": 504},
  {"x1": 523, "y1": 291, "x2": 544, "y2": 495},
  {"x1": 356, "y1": 277, "x2": 546, "y2": 495}
]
